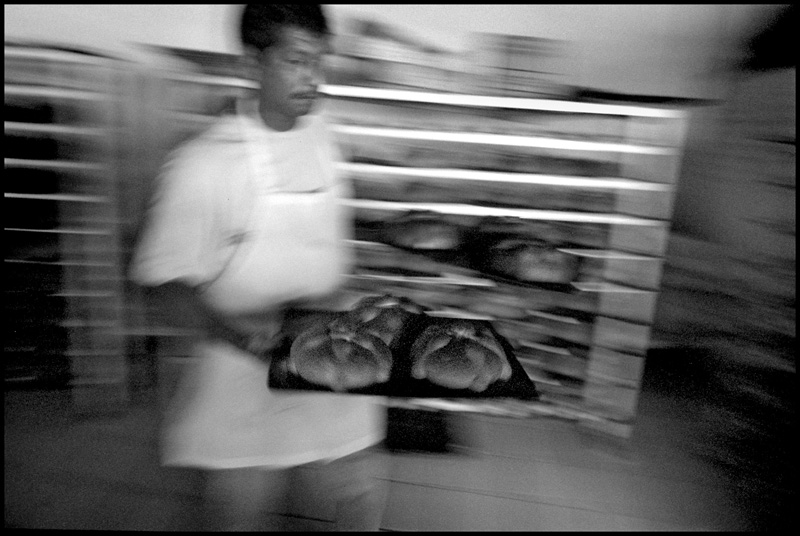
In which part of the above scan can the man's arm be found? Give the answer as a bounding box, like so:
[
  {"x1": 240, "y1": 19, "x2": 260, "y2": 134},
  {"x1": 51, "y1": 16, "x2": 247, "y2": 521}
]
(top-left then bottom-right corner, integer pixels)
[{"x1": 144, "y1": 280, "x2": 282, "y2": 358}]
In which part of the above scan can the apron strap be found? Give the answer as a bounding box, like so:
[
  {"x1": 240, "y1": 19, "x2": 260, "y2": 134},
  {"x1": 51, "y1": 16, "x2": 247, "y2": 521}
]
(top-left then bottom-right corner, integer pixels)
[
  {"x1": 198, "y1": 101, "x2": 333, "y2": 296},
  {"x1": 197, "y1": 103, "x2": 264, "y2": 295}
]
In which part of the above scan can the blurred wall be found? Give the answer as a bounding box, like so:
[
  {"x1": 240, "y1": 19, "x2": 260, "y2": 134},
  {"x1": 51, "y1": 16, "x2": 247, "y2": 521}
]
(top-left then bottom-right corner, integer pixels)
[
  {"x1": 329, "y1": 4, "x2": 773, "y2": 100},
  {"x1": 3, "y1": 5, "x2": 238, "y2": 57},
  {"x1": 6, "y1": 4, "x2": 790, "y2": 247},
  {"x1": 5, "y1": 4, "x2": 774, "y2": 99}
]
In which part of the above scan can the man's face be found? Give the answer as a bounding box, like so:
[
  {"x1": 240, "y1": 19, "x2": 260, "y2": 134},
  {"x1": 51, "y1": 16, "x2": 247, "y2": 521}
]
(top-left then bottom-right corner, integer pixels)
[{"x1": 256, "y1": 26, "x2": 327, "y2": 128}]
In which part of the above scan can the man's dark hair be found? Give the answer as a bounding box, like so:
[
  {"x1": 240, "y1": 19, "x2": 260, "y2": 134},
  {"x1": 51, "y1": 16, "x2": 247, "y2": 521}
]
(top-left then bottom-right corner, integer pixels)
[{"x1": 240, "y1": 4, "x2": 329, "y2": 51}]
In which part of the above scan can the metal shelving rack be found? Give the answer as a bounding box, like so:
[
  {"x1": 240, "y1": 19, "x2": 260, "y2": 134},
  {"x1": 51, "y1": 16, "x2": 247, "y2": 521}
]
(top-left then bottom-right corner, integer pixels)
[
  {"x1": 120, "y1": 46, "x2": 689, "y2": 437},
  {"x1": 4, "y1": 43, "x2": 127, "y2": 410},
  {"x1": 322, "y1": 84, "x2": 689, "y2": 437},
  {"x1": 113, "y1": 48, "x2": 255, "y2": 405}
]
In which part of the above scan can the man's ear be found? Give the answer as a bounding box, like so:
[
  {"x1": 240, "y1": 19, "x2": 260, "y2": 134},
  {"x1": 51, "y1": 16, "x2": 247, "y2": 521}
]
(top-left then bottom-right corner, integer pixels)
[
  {"x1": 241, "y1": 45, "x2": 263, "y2": 78},
  {"x1": 242, "y1": 46, "x2": 261, "y2": 74},
  {"x1": 321, "y1": 36, "x2": 334, "y2": 57}
]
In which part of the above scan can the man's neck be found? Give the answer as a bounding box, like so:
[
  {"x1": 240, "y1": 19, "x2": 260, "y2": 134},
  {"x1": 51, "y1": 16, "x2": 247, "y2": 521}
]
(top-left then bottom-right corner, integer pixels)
[{"x1": 258, "y1": 101, "x2": 296, "y2": 132}]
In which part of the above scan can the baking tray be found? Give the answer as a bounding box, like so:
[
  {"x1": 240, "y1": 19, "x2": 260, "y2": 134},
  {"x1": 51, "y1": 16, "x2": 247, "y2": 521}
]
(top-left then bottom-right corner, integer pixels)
[
  {"x1": 466, "y1": 269, "x2": 577, "y2": 293},
  {"x1": 268, "y1": 309, "x2": 539, "y2": 401},
  {"x1": 354, "y1": 225, "x2": 582, "y2": 292}
]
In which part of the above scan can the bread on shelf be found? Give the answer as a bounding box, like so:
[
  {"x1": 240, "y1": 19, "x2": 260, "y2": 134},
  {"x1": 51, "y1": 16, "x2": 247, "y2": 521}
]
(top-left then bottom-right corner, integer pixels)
[
  {"x1": 383, "y1": 211, "x2": 466, "y2": 251},
  {"x1": 485, "y1": 238, "x2": 579, "y2": 284}
]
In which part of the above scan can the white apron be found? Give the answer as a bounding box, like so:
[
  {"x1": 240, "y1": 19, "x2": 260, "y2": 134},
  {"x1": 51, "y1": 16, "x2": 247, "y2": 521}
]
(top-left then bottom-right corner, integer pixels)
[{"x1": 160, "y1": 109, "x2": 385, "y2": 469}]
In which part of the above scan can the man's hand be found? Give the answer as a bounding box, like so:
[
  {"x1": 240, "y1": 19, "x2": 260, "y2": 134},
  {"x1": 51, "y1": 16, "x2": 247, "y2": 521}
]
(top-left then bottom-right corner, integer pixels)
[
  {"x1": 209, "y1": 309, "x2": 286, "y2": 360},
  {"x1": 146, "y1": 280, "x2": 286, "y2": 361},
  {"x1": 241, "y1": 329, "x2": 286, "y2": 361}
]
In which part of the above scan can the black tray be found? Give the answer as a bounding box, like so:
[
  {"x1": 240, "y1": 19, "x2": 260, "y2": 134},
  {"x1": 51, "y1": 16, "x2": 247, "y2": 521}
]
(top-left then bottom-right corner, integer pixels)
[
  {"x1": 268, "y1": 310, "x2": 539, "y2": 401},
  {"x1": 471, "y1": 269, "x2": 578, "y2": 293},
  {"x1": 355, "y1": 225, "x2": 582, "y2": 292}
]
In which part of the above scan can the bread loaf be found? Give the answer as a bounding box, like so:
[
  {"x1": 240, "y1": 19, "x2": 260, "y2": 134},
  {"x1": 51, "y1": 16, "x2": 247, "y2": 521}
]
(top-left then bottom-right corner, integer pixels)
[
  {"x1": 385, "y1": 212, "x2": 464, "y2": 251},
  {"x1": 488, "y1": 239, "x2": 577, "y2": 283},
  {"x1": 410, "y1": 320, "x2": 512, "y2": 391},
  {"x1": 343, "y1": 294, "x2": 425, "y2": 346},
  {"x1": 287, "y1": 318, "x2": 392, "y2": 391}
]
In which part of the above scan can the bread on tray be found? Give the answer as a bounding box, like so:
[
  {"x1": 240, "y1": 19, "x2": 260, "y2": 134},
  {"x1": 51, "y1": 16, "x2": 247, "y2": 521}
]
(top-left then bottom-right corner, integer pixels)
[
  {"x1": 341, "y1": 294, "x2": 426, "y2": 347},
  {"x1": 286, "y1": 316, "x2": 393, "y2": 392},
  {"x1": 410, "y1": 320, "x2": 512, "y2": 392}
]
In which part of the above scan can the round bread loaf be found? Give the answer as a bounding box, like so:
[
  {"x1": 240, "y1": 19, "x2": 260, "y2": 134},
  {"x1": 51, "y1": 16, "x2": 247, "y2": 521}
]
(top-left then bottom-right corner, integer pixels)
[
  {"x1": 385, "y1": 212, "x2": 463, "y2": 250},
  {"x1": 488, "y1": 239, "x2": 577, "y2": 283},
  {"x1": 410, "y1": 321, "x2": 512, "y2": 392},
  {"x1": 287, "y1": 319, "x2": 392, "y2": 392},
  {"x1": 344, "y1": 294, "x2": 425, "y2": 346}
]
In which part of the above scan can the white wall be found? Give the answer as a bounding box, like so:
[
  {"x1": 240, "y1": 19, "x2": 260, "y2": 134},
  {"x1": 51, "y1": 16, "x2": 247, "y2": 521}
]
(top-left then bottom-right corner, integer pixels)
[
  {"x1": 4, "y1": 4, "x2": 239, "y2": 57},
  {"x1": 328, "y1": 4, "x2": 771, "y2": 99},
  {"x1": 5, "y1": 4, "x2": 771, "y2": 99}
]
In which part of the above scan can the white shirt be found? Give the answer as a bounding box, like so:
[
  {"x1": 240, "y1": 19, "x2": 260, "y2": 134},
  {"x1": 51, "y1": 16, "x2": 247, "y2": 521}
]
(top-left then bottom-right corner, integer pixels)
[{"x1": 131, "y1": 104, "x2": 385, "y2": 469}]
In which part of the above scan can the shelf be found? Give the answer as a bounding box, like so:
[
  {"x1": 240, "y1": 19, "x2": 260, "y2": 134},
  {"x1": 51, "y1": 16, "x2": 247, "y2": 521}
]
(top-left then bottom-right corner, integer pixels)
[
  {"x1": 65, "y1": 349, "x2": 119, "y2": 357},
  {"x1": 555, "y1": 248, "x2": 658, "y2": 260},
  {"x1": 349, "y1": 272, "x2": 496, "y2": 288},
  {"x1": 4, "y1": 158, "x2": 108, "y2": 173},
  {"x1": 119, "y1": 69, "x2": 685, "y2": 119},
  {"x1": 526, "y1": 309, "x2": 583, "y2": 325},
  {"x1": 4, "y1": 375, "x2": 40, "y2": 383},
  {"x1": 123, "y1": 326, "x2": 199, "y2": 338},
  {"x1": 343, "y1": 199, "x2": 663, "y2": 226},
  {"x1": 571, "y1": 281, "x2": 654, "y2": 293},
  {"x1": 351, "y1": 239, "x2": 658, "y2": 265},
  {"x1": 5, "y1": 121, "x2": 108, "y2": 137},
  {"x1": 5, "y1": 43, "x2": 130, "y2": 409},
  {"x1": 518, "y1": 340, "x2": 575, "y2": 357},
  {"x1": 161, "y1": 71, "x2": 257, "y2": 90},
  {"x1": 338, "y1": 162, "x2": 672, "y2": 192},
  {"x1": 4, "y1": 259, "x2": 115, "y2": 268},
  {"x1": 5, "y1": 84, "x2": 115, "y2": 102},
  {"x1": 52, "y1": 291, "x2": 117, "y2": 298},
  {"x1": 5, "y1": 193, "x2": 109, "y2": 203},
  {"x1": 321, "y1": 84, "x2": 687, "y2": 119},
  {"x1": 332, "y1": 125, "x2": 676, "y2": 155},
  {"x1": 385, "y1": 397, "x2": 599, "y2": 421},
  {"x1": 5, "y1": 45, "x2": 116, "y2": 66},
  {"x1": 162, "y1": 116, "x2": 675, "y2": 157},
  {"x1": 423, "y1": 308, "x2": 495, "y2": 321},
  {"x1": 69, "y1": 377, "x2": 129, "y2": 387},
  {"x1": 5, "y1": 227, "x2": 112, "y2": 236},
  {"x1": 61, "y1": 319, "x2": 119, "y2": 329}
]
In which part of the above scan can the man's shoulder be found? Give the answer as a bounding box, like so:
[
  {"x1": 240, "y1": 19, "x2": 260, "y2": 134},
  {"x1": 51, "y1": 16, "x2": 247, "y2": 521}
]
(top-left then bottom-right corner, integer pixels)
[
  {"x1": 176, "y1": 115, "x2": 249, "y2": 158},
  {"x1": 160, "y1": 115, "x2": 251, "y2": 192}
]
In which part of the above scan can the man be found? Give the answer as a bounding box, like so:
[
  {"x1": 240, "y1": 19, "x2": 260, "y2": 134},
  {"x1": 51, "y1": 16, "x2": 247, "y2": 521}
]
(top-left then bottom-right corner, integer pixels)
[{"x1": 131, "y1": 5, "x2": 387, "y2": 531}]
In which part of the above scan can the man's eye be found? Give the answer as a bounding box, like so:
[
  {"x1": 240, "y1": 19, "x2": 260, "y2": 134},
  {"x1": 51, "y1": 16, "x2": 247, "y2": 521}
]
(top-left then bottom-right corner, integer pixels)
[{"x1": 284, "y1": 55, "x2": 322, "y2": 69}]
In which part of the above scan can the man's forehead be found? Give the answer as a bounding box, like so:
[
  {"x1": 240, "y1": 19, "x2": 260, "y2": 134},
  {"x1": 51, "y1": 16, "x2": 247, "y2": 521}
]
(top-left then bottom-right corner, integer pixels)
[{"x1": 277, "y1": 26, "x2": 327, "y2": 53}]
